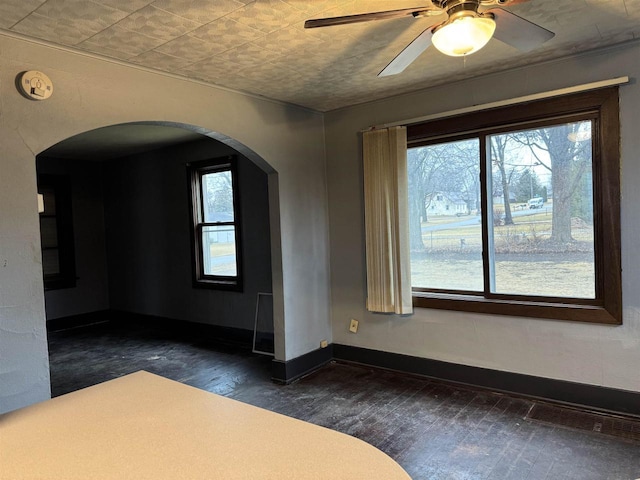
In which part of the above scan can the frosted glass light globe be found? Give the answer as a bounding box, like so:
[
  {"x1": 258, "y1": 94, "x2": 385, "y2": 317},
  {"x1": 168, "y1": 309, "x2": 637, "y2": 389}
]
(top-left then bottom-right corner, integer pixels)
[{"x1": 432, "y1": 16, "x2": 496, "y2": 57}]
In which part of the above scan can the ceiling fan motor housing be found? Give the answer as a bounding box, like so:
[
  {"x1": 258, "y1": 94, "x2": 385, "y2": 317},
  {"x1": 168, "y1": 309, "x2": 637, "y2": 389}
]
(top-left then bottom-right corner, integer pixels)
[
  {"x1": 434, "y1": 0, "x2": 510, "y2": 11},
  {"x1": 432, "y1": 0, "x2": 493, "y2": 36},
  {"x1": 436, "y1": 0, "x2": 481, "y2": 18}
]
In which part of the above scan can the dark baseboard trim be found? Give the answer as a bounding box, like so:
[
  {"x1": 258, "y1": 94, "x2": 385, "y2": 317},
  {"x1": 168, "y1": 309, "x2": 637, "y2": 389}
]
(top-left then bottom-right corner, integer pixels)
[
  {"x1": 272, "y1": 345, "x2": 334, "y2": 384},
  {"x1": 110, "y1": 310, "x2": 255, "y2": 348},
  {"x1": 333, "y1": 344, "x2": 640, "y2": 417},
  {"x1": 48, "y1": 309, "x2": 256, "y2": 348},
  {"x1": 46, "y1": 310, "x2": 110, "y2": 331}
]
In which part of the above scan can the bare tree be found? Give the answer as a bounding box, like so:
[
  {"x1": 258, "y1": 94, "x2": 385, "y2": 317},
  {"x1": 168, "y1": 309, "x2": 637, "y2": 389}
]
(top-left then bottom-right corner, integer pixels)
[
  {"x1": 407, "y1": 148, "x2": 446, "y2": 251},
  {"x1": 441, "y1": 140, "x2": 481, "y2": 213},
  {"x1": 205, "y1": 171, "x2": 234, "y2": 216},
  {"x1": 490, "y1": 135, "x2": 515, "y2": 225},
  {"x1": 514, "y1": 122, "x2": 591, "y2": 243},
  {"x1": 407, "y1": 140, "x2": 480, "y2": 251}
]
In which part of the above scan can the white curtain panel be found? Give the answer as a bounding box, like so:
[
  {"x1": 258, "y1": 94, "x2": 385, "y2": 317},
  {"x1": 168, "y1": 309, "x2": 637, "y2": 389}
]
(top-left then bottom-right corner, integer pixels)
[{"x1": 363, "y1": 126, "x2": 413, "y2": 315}]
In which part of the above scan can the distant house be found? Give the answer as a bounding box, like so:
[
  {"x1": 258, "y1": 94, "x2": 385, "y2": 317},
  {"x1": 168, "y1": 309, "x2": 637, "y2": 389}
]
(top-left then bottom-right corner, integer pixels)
[
  {"x1": 492, "y1": 193, "x2": 517, "y2": 206},
  {"x1": 425, "y1": 192, "x2": 470, "y2": 216}
]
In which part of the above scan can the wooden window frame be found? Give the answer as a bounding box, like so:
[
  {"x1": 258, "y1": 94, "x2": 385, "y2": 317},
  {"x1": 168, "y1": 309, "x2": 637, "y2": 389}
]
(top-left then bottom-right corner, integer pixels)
[
  {"x1": 407, "y1": 87, "x2": 621, "y2": 324},
  {"x1": 38, "y1": 174, "x2": 77, "y2": 291},
  {"x1": 187, "y1": 156, "x2": 243, "y2": 291}
]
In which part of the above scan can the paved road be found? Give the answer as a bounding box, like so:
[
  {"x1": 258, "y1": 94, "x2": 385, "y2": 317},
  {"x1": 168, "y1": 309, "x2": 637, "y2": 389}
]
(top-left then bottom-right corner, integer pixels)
[{"x1": 421, "y1": 206, "x2": 552, "y2": 232}]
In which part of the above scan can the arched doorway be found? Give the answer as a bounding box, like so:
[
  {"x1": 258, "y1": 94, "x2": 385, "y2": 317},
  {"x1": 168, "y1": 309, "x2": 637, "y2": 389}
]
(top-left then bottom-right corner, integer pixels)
[{"x1": 36, "y1": 122, "x2": 282, "y2": 385}]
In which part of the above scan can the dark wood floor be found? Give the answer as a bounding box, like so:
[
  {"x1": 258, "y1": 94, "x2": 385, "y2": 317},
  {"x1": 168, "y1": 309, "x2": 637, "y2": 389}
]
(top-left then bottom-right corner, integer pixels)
[{"x1": 48, "y1": 321, "x2": 640, "y2": 480}]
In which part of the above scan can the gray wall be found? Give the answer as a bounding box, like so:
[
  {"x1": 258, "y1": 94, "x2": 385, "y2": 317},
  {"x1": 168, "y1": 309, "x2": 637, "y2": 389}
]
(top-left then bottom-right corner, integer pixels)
[
  {"x1": 8, "y1": 26, "x2": 637, "y2": 417},
  {"x1": 0, "y1": 34, "x2": 330, "y2": 414},
  {"x1": 324, "y1": 42, "x2": 640, "y2": 393},
  {"x1": 104, "y1": 139, "x2": 272, "y2": 330},
  {"x1": 36, "y1": 157, "x2": 110, "y2": 320}
]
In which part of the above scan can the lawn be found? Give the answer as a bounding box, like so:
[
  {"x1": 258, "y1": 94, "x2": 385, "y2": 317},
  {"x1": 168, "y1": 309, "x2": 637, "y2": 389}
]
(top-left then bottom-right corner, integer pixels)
[
  {"x1": 410, "y1": 251, "x2": 595, "y2": 298},
  {"x1": 413, "y1": 210, "x2": 596, "y2": 298},
  {"x1": 204, "y1": 242, "x2": 237, "y2": 276},
  {"x1": 209, "y1": 242, "x2": 236, "y2": 257}
]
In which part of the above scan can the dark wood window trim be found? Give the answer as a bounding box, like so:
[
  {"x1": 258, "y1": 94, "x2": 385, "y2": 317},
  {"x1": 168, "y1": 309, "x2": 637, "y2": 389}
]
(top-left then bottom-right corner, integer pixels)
[
  {"x1": 187, "y1": 156, "x2": 243, "y2": 291},
  {"x1": 38, "y1": 174, "x2": 77, "y2": 291},
  {"x1": 407, "y1": 87, "x2": 621, "y2": 325}
]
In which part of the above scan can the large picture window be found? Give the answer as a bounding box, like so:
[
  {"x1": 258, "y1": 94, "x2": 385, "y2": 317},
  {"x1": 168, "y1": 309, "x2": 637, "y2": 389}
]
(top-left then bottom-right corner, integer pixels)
[
  {"x1": 406, "y1": 87, "x2": 621, "y2": 324},
  {"x1": 187, "y1": 156, "x2": 242, "y2": 290}
]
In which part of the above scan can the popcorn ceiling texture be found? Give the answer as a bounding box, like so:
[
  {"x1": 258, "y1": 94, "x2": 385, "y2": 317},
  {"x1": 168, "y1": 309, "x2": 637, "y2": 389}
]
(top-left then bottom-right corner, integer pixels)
[{"x1": 1, "y1": 0, "x2": 639, "y2": 111}]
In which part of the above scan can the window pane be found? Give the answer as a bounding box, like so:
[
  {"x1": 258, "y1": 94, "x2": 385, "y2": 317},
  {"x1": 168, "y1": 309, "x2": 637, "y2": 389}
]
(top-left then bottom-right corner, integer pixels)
[
  {"x1": 408, "y1": 139, "x2": 484, "y2": 292},
  {"x1": 202, "y1": 225, "x2": 237, "y2": 276},
  {"x1": 40, "y1": 217, "x2": 58, "y2": 248},
  {"x1": 39, "y1": 187, "x2": 56, "y2": 215},
  {"x1": 202, "y1": 170, "x2": 234, "y2": 222},
  {"x1": 42, "y1": 249, "x2": 61, "y2": 276},
  {"x1": 488, "y1": 121, "x2": 595, "y2": 299}
]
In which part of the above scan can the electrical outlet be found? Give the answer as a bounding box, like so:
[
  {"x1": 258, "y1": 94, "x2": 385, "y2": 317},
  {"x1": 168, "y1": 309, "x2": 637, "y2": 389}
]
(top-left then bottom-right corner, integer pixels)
[
  {"x1": 320, "y1": 339, "x2": 328, "y2": 348},
  {"x1": 349, "y1": 318, "x2": 359, "y2": 333}
]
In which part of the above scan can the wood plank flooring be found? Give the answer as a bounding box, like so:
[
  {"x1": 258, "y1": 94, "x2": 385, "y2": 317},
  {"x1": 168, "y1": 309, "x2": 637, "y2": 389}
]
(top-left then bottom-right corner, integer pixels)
[{"x1": 47, "y1": 321, "x2": 640, "y2": 480}]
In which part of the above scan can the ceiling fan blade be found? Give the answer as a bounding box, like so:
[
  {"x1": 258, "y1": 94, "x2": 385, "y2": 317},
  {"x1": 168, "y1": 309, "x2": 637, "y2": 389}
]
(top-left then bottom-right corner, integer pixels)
[
  {"x1": 378, "y1": 27, "x2": 433, "y2": 77},
  {"x1": 489, "y1": 8, "x2": 554, "y2": 52},
  {"x1": 305, "y1": 7, "x2": 431, "y2": 29}
]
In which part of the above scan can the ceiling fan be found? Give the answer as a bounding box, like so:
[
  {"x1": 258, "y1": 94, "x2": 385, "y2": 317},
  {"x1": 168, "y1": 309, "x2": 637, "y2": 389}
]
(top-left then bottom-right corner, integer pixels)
[{"x1": 304, "y1": 0, "x2": 554, "y2": 77}]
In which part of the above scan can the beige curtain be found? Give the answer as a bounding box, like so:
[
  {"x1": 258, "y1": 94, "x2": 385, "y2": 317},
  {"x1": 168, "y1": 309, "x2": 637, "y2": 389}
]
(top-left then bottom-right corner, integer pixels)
[{"x1": 363, "y1": 126, "x2": 413, "y2": 314}]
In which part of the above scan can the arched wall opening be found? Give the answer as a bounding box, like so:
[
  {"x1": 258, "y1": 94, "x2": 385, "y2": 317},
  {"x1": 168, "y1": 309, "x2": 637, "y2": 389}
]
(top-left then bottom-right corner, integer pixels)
[
  {"x1": 0, "y1": 35, "x2": 331, "y2": 413},
  {"x1": 35, "y1": 122, "x2": 285, "y2": 362}
]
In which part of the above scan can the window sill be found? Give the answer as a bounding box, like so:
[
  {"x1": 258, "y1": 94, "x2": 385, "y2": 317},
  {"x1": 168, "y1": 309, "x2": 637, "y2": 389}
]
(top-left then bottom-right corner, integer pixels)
[
  {"x1": 193, "y1": 278, "x2": 242, "y2": 292},
  {"x1": 412, "y1": 292, "x2": 621, "y2": 325}
]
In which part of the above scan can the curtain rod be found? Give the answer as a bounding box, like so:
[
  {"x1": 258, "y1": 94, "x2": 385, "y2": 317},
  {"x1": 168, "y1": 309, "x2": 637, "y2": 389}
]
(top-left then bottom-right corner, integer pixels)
[{"x1": 364, "y1": 76, "x2": 629, "y2": 132}]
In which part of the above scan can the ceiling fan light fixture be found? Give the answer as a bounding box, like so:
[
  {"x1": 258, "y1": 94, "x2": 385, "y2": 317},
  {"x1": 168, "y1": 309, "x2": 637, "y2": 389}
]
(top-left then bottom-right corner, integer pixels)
[{"x1": 431, "y1": 15, "x2": 496, "y2": 57}]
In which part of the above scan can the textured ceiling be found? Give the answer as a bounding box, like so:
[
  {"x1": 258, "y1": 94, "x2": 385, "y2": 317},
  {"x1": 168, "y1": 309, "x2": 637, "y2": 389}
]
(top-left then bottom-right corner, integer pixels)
[{"x1": 1, "y1": 0, "x2": 639, "y2": 112}]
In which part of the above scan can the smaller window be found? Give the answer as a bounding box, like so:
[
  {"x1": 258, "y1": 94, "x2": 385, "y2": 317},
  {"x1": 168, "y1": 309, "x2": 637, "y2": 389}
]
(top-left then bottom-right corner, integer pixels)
[
  {"x1": 187, "y1": 156, "x2": 243, "y2": 290},
  {"x1": 38, "y1": 174, "x2": 76, "y2": 290}
]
